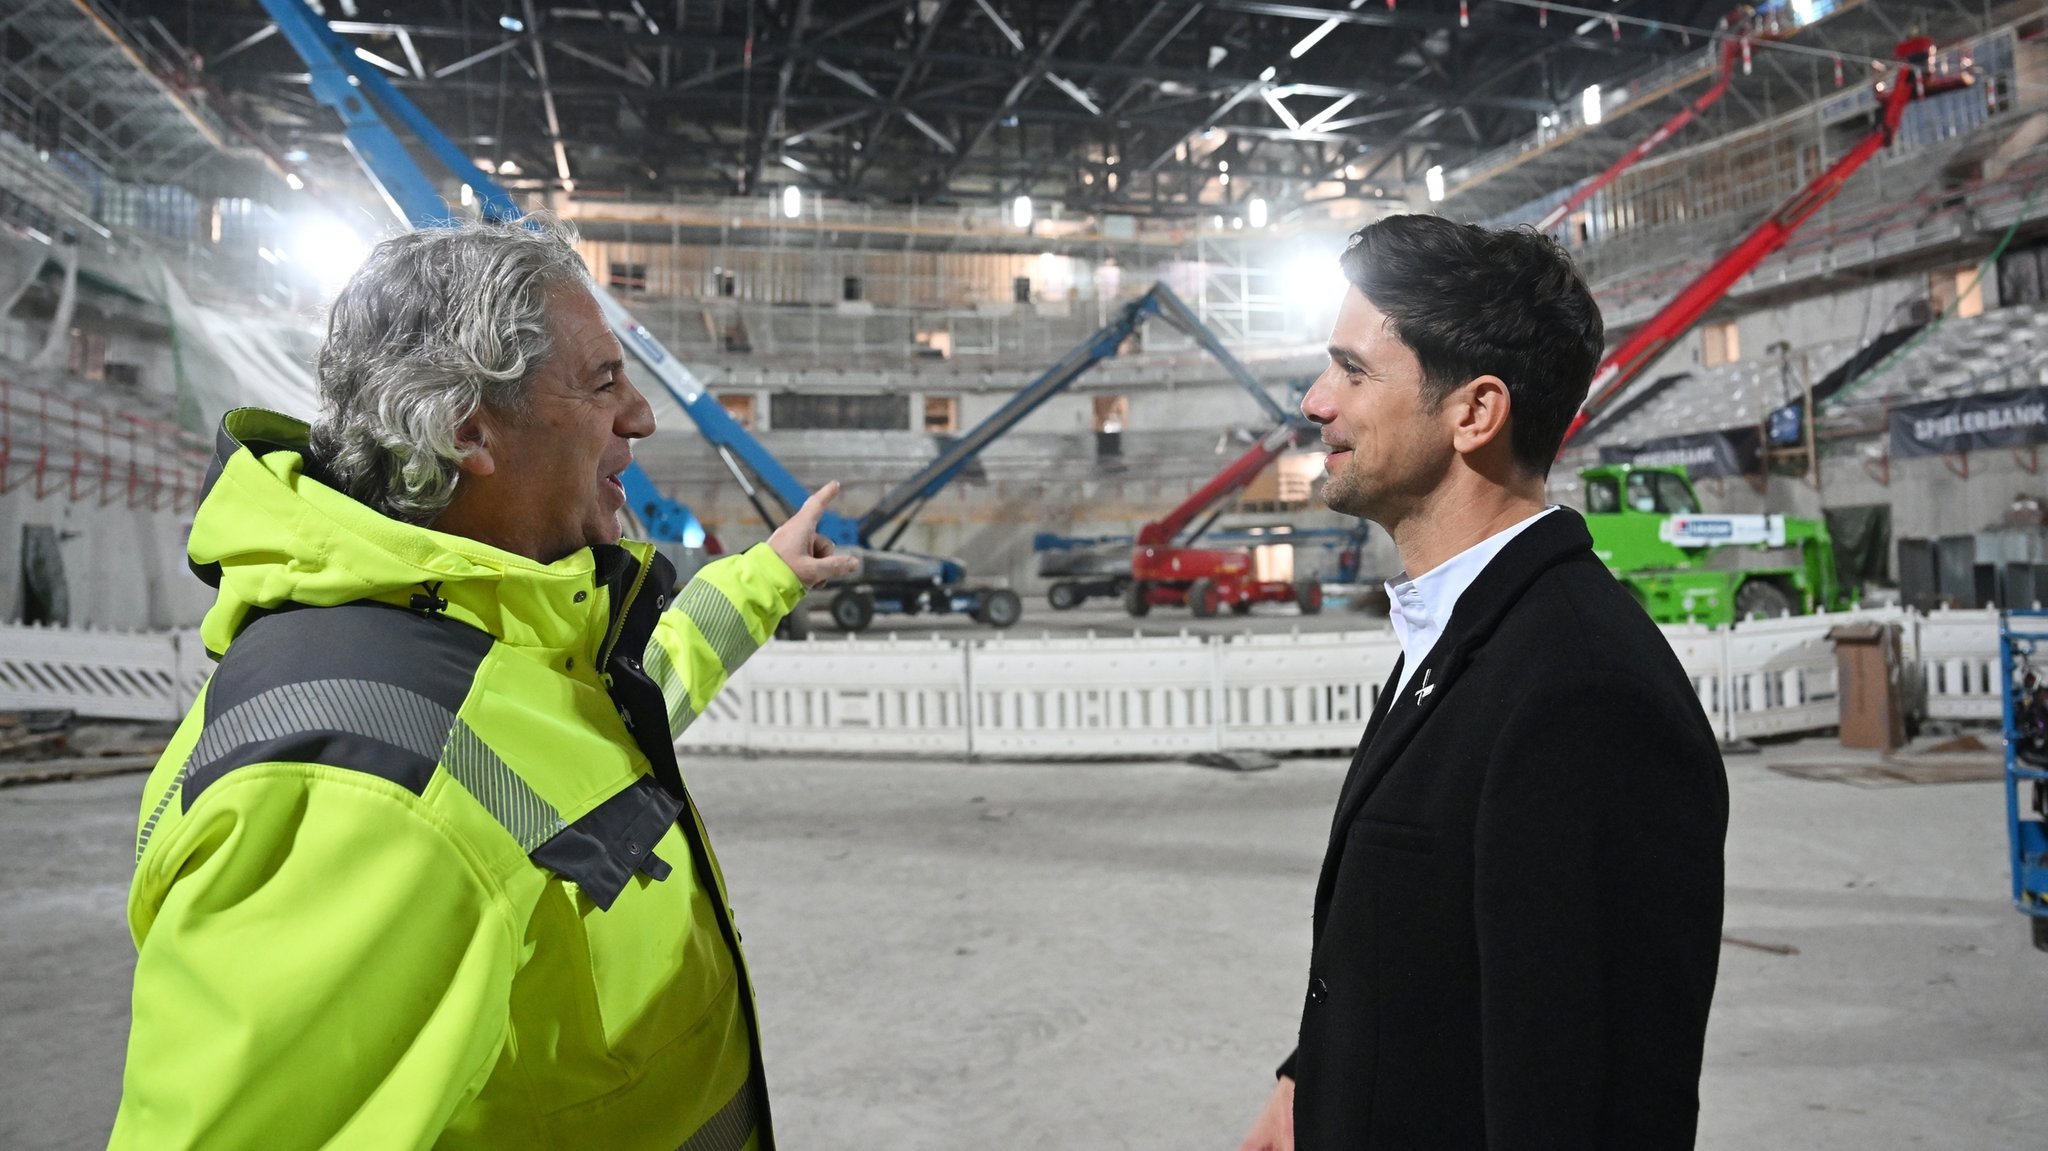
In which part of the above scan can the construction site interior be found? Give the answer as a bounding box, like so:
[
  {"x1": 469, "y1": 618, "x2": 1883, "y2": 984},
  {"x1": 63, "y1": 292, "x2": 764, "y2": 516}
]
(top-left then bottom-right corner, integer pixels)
[{"x1": 5, "y1": 1, "x2": 2048, "y2": 1148}]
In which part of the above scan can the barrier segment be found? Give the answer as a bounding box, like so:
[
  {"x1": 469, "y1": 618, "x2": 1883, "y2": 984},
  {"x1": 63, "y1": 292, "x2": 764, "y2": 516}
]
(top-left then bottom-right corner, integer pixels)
[
  {"x1": 1919, "y1": 608, "x2": 2001, "y2": 721},
  {"x1": 0, "y1": 623, "x2": 191, "y2": 720},
  {"x1": 682, "y1": 634, "x2": 968, "y2": 756},
  {"x1": 1722, "y1": 610, "x2": 1866, "y2": 741},
  {"x1": 1214, "y1": 631, "x2": 1393, "y2": 751},
  {"x1": 0, "y1": 611, "x2": 2009, "y2": 758}
]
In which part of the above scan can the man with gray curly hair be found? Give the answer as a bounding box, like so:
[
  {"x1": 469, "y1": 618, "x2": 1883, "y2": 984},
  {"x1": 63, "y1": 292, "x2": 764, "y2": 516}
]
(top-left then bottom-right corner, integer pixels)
[{"x1": 112, "y1": 215, "x2": 854, "y2": 1150}]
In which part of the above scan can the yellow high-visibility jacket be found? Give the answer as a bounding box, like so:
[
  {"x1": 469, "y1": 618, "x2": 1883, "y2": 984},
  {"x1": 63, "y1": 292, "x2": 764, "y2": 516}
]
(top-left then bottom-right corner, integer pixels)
[{"x1": 111, "y1": 408, "x2": 797, "y2": 1150}]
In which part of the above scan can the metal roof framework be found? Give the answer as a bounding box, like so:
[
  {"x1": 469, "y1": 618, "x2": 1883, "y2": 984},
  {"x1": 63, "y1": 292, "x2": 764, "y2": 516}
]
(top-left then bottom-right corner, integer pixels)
[
  {"x1": 45, "y1": 1, "x2": 2000, "y2": 221},
  {"x1": 0, "y1": 0, "x2": 276, "y2": 200},
  {"x1": 1437, "y1": 1, "x2": 1998, "y2": 223}
]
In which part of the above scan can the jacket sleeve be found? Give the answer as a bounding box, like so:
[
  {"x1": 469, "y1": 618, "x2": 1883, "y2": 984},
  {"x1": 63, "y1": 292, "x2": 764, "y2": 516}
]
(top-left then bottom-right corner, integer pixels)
[
  {"x1": 1471, "y1": 671, "x2": 1727, "y2": 1151},
  {"x1": 111, "y1": 769, "x2": 520, "y2": 1151},
  {"x1": 646, "y1": 543, "x2": 805, "y2": 736}
]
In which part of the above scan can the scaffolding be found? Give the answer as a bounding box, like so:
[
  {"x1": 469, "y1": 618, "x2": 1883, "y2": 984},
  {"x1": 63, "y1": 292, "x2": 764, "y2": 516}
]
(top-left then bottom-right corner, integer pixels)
[{"x1": 0, "y1": 0, "x2": 267, "y2": 192}]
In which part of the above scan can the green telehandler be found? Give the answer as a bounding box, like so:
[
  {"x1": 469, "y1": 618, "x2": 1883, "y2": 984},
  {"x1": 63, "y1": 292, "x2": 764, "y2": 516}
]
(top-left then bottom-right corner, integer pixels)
[{"x1": 1579, "y1": 464, "x2": 1853, "y2": 626}]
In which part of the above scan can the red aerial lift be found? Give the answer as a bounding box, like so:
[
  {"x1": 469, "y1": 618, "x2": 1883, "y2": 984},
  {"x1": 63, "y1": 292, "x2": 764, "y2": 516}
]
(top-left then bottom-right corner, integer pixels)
[
  {"x1": 1126, "y1": 422, "x2": 1325, "y2": 617},
  {"x1": 1536, "y1": 13, "x2": 1770, "y2": 235},
  {"x1": 1559, "y1": 36, "x2": 1969, "y2": 449}
]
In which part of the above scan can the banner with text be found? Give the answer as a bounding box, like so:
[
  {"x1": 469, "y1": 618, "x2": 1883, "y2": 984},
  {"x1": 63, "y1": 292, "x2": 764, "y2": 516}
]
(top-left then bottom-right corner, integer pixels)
[
  {"x1": 1598, "y1": 427, "x2": 1761, "y2": 477},
  {"x1": 1889, "y1": 386, "x2": 2048, "y2": 459}
]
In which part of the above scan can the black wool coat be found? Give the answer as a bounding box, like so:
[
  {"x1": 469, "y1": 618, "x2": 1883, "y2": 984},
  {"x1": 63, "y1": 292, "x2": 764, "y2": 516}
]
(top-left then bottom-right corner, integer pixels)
[{"x1": 1284, "y1": 508, "x2": 1728, "y2": 1150}]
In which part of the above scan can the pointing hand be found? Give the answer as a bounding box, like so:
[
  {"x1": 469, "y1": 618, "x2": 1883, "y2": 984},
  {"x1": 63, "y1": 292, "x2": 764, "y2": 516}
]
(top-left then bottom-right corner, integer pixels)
[{"x1": 768, "y1": 481, "x2": 862, "y2": 589}]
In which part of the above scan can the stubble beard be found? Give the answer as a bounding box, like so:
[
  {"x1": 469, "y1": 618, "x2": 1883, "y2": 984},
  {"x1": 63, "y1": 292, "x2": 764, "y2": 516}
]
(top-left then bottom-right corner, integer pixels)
[
  {"x1": 1319, "y1": 464, "x2": 1374, "y2": 522},
  {"x1": 1321, "y1": 445, "x2": 1451, "y2": 530}
]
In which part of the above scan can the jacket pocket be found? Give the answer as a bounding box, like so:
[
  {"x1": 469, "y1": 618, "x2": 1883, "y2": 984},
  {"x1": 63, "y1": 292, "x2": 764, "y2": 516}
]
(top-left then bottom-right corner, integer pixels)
[{"x1": 1350, "y1": 816, "x2": 1437, "y2": 855}]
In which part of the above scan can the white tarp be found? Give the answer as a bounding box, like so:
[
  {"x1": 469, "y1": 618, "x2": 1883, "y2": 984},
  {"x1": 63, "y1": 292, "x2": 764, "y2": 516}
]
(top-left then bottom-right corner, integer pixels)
[
  {"x1": 0, "y1": 231, "x2": 52, "y2": 320},
  {"x1": 158, "y1": 265, "x2": 320, "y2": 429}
]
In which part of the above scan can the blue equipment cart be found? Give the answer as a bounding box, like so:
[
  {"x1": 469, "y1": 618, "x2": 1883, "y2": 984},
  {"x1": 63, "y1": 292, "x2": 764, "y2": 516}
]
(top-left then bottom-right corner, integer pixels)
[{"x1": 1997, "y1": 610, "x2": 2048, "y2": 952}]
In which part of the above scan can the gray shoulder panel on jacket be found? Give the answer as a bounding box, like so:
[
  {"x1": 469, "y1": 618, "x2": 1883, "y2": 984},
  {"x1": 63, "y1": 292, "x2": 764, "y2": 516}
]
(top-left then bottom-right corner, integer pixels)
[{"x1": 182, "y1": 604, "x2": 493, "y2": 809}]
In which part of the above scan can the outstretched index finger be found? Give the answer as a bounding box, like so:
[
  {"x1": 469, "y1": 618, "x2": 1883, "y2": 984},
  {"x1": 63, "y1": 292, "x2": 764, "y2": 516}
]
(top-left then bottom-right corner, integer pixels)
[{"x1": 790, "y1": 480, "x2": 842, "y2": 531}]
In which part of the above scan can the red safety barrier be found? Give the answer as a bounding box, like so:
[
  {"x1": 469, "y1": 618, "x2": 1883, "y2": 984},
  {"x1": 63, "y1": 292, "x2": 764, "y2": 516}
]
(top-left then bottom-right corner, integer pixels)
[{"x1": 0, "y1": 376, "x2": 210, "y2": 512}]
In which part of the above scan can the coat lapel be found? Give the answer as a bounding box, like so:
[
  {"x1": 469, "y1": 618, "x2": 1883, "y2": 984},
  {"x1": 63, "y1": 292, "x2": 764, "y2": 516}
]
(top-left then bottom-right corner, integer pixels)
[
  {"x1": 1328, "y1": 635, "x2": 1470, "y2": 839},
  {"x1": 1319, "y1": 511, "x2": 1602, "y2": 878}
]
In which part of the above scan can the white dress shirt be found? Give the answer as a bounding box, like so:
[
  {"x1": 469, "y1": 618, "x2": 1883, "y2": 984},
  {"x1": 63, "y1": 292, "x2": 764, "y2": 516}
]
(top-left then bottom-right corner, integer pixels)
[{"x1": 1386, "y1": 506, "x2": 1558, "y2": 699}]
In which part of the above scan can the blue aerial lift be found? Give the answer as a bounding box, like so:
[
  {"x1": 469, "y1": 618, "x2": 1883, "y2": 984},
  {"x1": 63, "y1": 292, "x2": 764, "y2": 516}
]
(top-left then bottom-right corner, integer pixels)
[
  {"x1": 818, "y1": 280, "x2": 1294, "y2": 631},
  {"x1": 261, "y1": 0, "x2": 787, "y2": 559},
  {"x1": 261, "y1": 0, "x2": 1293, "y2": 632},
  {"x1": 1999, "y1": 612, "x2": 2048, "y2": 952}
]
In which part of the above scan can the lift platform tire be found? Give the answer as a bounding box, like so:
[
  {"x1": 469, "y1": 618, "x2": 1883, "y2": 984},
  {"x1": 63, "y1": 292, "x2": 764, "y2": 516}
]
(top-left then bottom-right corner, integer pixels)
[
  {"x1": 2034, "y1": 915, "x2": 2048, "y2": 954},
  {"x1": 1735, "y1": 579, "x2": 1794, "y2": 620},
  {"x1": 1295, "y1": 579, "x2": 1324, "y2": 615},
  {"x1": 977, "y1": 588, "x2": 1024, "y2": 628},
  {"x1": 830, "y1": 589, "x2": 875, "y2": 632},
  {"x1": 776, "y1": 607, "x2": 812, "y2": 641},
  {"x1": 1048, "y1": 582, "x2": 1082, "y2": 611},
  {"x1": 1124, "y1": 581, "x2": 1151, "y2": 617},
  {"x1": 1188, "y1": 578, "x2": 1220, "y2": 619}
]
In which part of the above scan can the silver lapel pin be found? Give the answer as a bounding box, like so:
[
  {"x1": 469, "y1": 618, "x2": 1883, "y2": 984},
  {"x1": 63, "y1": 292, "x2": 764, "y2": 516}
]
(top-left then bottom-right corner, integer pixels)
[{"x1": 1414, "y1": 668, "x2": 1436, "y2": 705}]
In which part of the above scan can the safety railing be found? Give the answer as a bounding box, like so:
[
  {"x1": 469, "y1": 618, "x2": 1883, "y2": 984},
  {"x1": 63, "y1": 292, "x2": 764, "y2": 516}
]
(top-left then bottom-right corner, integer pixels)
[
  {"x1": 0, "y1": 376, "x2": 210, "y2": 512},
  {"x1": 0, "y1": 609, "x2": 2004, "y2": 756}
]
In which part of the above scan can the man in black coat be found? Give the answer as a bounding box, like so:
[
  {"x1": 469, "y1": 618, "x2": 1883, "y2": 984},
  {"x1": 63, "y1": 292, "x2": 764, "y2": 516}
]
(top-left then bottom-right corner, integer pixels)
[{"x1": 1239, "y1": 215, "x2": 1728, "y2": 1151}]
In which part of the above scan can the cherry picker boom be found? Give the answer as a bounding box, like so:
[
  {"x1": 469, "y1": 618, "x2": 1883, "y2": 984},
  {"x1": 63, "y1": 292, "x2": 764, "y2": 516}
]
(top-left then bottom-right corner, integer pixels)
[
  {"x1": 1536, "y1": 14, "x2": 1775, "y2": 235},
  {"x1": 1125, "y1": 421, "x2": 1325, "y2": 618},
  {"x1": 1559, "y1": 36, "x2": 1970, "y2": 450}
]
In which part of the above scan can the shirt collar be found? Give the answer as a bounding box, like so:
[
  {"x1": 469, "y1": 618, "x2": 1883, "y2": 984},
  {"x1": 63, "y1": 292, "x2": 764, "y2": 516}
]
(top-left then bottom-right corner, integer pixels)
[{"x1": 1385, "y1": 506, "x2": 1557, "y2": 670}]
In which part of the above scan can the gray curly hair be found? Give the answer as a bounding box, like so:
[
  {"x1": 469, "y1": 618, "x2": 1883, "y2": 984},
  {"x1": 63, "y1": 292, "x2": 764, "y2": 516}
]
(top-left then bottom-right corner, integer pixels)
[{"x1": 309, "y1": 214, "x2": 590, "y2": 524}]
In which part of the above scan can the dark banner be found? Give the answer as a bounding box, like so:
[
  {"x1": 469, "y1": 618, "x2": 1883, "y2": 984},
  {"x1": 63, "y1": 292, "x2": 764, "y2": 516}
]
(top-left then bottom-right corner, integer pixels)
[
  {"x1": 1889, "y1": 385, "x2": 2048, "y2": 459},
  {"x1": 1598, "y1": 426, "x2": 1762, "y2": 478}
]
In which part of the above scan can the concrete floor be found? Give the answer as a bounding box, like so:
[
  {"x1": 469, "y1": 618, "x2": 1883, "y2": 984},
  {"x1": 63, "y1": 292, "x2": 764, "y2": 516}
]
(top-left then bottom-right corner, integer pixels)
[{"x1": 4, "y1": 746, "x2": 2045, "y2": 1150}]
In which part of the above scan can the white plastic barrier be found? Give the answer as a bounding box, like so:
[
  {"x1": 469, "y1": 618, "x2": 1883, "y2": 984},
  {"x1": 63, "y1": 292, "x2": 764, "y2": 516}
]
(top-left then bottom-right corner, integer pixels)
[
  {"x1": 0, "y1": 623, "x2": 205, "y2": 720},
  {"x1": 0, "y1": 610, "x2": 2009, "y2": 758},
  {"x1": 1662, "y1": 622, "x2": 1728, "y2": 735},
  {"x1": 680, "y1": 629, "x2": 1403, "y2": 759},
  {"x1": 1721, "y1": 610, "x2": 1867, "y2": 741},
  {"x1": 1214, "y1": 630, "x2": 1395, "y2": 752},
  {"x1": 1917, "y1": 608, "x2": 2001, "y2": 721},
  {"x1": 683, "y1": 634, "x2": 970, "y2": 756},
  {"x1": 685, "y1": 608, "x2": 1971, "y2": 758},
  {"x1": 970, "y1": 631, "x2": 1222, "y2": 757},
  {"x1": 1660, "y1": 608, "x2": 1914, "y2": 744}
]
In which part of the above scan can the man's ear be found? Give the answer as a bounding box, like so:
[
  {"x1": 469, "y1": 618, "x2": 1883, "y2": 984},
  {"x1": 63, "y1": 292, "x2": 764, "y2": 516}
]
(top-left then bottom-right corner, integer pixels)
[
  {"x1": 453, "y1": 411, "x2": 497, "y2": 477},
  {"x1": 1448, "y1": 375, "x2": 1512, "y2": 458}
]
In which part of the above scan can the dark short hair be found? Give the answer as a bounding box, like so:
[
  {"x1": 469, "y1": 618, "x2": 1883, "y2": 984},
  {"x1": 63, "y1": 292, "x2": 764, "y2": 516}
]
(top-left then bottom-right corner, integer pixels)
[{"x1": 1338, "y1": 214, "x2": 1604, "y2": 475}]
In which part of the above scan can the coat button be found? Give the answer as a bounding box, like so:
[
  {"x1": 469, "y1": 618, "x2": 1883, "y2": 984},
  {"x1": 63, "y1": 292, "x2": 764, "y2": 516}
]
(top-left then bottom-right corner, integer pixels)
[
  {"x1": 1308, "y1": 977, "x2": 1329, "y2": 1005},
  {"x1": 626, "y1": 840, "x2": 642, "y2": 856}
]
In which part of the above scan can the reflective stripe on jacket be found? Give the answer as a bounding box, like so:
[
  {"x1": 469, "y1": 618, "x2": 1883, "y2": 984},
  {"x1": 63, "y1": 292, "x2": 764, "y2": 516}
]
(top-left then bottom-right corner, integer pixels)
[{"x1": 111, "y1": 408, "x2": 799, "y2": 1150}]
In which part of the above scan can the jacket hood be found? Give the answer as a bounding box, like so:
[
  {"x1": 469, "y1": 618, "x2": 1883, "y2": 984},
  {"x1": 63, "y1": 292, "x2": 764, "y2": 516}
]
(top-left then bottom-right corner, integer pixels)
[{"x1": 190, "y1": 408, "x2": 631, "y2": 658}]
